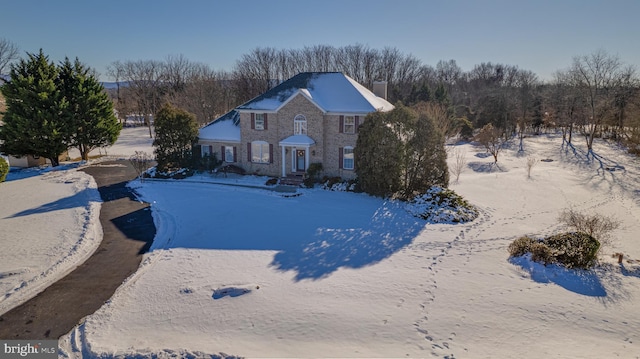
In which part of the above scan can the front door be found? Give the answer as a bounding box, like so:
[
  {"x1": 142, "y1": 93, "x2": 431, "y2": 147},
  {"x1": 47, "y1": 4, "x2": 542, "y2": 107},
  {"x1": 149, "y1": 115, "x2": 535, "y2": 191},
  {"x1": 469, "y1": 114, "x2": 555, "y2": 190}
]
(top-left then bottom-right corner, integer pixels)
[{"x1": 296, "y1": 150, "x2": 305, "y2": 172}]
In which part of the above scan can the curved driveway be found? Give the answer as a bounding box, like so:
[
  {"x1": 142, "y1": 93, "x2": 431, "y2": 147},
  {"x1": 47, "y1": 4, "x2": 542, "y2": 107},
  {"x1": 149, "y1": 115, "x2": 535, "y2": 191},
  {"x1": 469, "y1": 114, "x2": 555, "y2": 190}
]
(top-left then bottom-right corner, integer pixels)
[{"x1": 0, "y1": 160, "x2": 156, "y2": 339}]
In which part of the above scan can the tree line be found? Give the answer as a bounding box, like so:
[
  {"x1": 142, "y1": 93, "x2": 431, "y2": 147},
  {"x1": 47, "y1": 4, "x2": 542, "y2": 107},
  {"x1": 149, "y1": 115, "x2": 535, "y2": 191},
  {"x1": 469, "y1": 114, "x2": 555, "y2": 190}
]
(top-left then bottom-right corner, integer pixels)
[
  {"x1": 101, "y1": 45, "x2": 640, "y2": 157},
  {"x1": 1, "y1": 37, "x2": 639, "y2": 172}
]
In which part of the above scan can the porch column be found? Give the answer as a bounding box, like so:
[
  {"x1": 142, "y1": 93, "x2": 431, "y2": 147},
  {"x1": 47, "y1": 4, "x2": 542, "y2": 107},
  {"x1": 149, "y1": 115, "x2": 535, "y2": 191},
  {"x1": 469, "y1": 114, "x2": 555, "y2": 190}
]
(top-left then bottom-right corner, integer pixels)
[
  {"x1": 281, "y1": 145, "x2": 286, "y2": 177},
  {"x1": 305, "y1": 145, "x2": 310, "y2": 171}
]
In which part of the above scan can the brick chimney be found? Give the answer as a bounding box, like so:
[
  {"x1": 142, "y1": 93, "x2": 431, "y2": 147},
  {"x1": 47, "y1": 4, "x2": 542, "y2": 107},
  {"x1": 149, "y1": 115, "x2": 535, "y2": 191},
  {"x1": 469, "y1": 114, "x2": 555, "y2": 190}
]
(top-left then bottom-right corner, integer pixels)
[{"x1": 372, "y1": 81, "x2": 388, "y2": 100}]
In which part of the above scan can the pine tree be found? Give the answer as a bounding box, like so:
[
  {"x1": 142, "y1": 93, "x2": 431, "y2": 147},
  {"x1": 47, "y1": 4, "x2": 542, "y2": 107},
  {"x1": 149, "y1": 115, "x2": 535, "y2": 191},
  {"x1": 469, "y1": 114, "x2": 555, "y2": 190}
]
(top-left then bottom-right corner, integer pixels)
[
  {"x1": 0, "y1": 49, "x2": 68, "y2": 166},
  {"x1": 58, "y1": 57, "x2": 121, "y2": 160},
  {"x1": 355, "y1": 111, "x2": 402, "y2": 197},
  {"x1": 153, "y1": 103, "x2": 199, "y2": 172}
]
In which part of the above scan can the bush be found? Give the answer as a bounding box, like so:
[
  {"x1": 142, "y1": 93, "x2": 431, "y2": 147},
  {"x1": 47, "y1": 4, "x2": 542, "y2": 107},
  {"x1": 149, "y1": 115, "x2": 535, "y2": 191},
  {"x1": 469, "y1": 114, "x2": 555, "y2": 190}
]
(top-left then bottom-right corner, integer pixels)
[
  {"x1": 508, "y1": 236, "x2": 535, "y2": 257},
  {"x1": 544, "y1": 232, "x2": 600, "y2": 269},
  {"x1": 558, "y1": 208, "x2": 619, "y2": 248},
  {"x1": 530, "y1": 242, "x2": 554, "y2": 265},
  {"x1": 0, "y1": 157, "x2": 8, "y2": 183},
  {"x1": 265, "y1": 178, "x2": 278, "y2": 186},
  {"x1": 508, "y1": 231, "x2": 601, "y2": 269},
  {"x1": 405, "y1": 186, "x2": 478, "y2": 223}
]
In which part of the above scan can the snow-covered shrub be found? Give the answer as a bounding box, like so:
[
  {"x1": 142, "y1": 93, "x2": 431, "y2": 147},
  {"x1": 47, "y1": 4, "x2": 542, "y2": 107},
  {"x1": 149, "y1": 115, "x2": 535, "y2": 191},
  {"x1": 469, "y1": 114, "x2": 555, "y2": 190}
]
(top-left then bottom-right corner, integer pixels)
[
  {"x1": 508, "y1": 236, "x2": 535, "y2": 257},
  {"x1": 0, "y1": 156, "x2": 8, "y2": 183},
  {"x1": 509, "y1": 231, "x2": 600, "y2": 269},
  {"x1": 405, "y1": 186, "x2": 478, "y2": 223},
  {"x1": 153, "y1": 167, "x2": 193, "y2": 179},
  {"x1": 544, "y1": 232, "x2": 600, "y2": 269},
  {"x1": 321, "y1": 177, "x2": 358, "y2": 192}
]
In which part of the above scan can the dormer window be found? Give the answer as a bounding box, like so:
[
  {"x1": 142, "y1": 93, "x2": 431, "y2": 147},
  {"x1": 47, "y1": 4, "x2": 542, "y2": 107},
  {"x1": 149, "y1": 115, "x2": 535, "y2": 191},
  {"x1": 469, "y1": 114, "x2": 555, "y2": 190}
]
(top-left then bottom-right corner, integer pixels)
[{"x1": 294, "y1": 114, "x2": 307, "y2": 135}]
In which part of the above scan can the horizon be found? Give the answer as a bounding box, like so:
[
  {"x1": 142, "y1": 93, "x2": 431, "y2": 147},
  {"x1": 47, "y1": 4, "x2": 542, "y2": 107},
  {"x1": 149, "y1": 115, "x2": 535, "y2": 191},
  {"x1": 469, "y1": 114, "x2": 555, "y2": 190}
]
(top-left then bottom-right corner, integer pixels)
[{"x1": 1, "y1": 0, "x2": 639, "y2": 82}]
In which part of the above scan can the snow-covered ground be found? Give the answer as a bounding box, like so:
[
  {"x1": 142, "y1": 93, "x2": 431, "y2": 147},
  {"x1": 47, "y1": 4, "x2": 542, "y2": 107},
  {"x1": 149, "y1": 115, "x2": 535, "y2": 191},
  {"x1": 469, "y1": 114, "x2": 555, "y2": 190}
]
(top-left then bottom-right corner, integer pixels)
[
  {"x1": 57, "y1": 133, "x2": 640, "y2": 358},
  {"x1": 67, "y1": 126, "x2": 154, "y2": 160},
  {"x1": 0, "y1": 127, "x2": 153, "y2": 315}
]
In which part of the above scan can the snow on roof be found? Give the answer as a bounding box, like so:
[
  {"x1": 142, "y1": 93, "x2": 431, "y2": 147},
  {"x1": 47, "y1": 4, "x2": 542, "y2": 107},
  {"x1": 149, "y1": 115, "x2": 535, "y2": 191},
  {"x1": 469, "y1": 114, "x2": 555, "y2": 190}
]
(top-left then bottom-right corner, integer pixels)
[
  {"x1": 237, "y1": 72, "x2": 394, "y2": 114},
  {"x1": 278, "y1": 134, "x2": 316, "y2": 147},
  {"x1": 199, "y1": 110, "x2": 241, "y2": 142}
]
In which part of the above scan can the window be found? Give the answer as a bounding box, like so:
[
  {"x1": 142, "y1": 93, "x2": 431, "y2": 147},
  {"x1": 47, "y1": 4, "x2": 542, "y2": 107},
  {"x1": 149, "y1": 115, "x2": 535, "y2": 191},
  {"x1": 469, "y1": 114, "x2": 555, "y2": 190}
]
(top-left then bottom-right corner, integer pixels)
[
  {"x1": 251, "y1": 141, "x2": 270, "y2": 164},
  {"x1": 343, "y1": 116, "x2": 355, "y2": 134},
  {"x1": 343, "y1": 146, "x2": 354, "y2": 170},
  {"x1": 201, "y1": 145, "x2": 212, "y2": 157},
  {"x1": 294, "y1": 114, "x2": 307, "y2": 135},
  {"x1": 224, "y1": 146, "x2": 235, "y2": 162},
  {"x1": 254, "y1": 113, "x2": 265, "y2": 130}
]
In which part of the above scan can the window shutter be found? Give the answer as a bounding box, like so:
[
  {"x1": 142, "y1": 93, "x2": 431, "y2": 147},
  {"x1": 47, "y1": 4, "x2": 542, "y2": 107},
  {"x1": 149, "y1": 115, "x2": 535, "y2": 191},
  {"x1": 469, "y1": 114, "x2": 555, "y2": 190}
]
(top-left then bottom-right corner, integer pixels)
[
  {"x1": 264, "y1": 113, "x2": 268, "y2": 130},
  {"x1": 194, "y1": 145, "x2": 202, "y2": 159},
  {"x1": 220, "y1": 145, "x2": 225, "y2": 162},
  {"x1": 339, "y1": 115, "x2": 344, "y2": 133},
  {"x1": 338, "y1": 147, "x2": 343, "y2": 169},
  {"x1": 247, "y1": 142, "x2": 252, "y2": 162},
  {"x1": 251, "y1": 113, "x2": 255, "y2": 130},
  {"x1": 232, "y1": 146, "x2": 237, "y2": 162},
  {"x1": 355, "y1": 116, "x2": 360, "y2": 133},
  {"x1": 269, "y1": 144, "x2": 274, "y2": 163},
  {"x1": 209, "y1": 145, "x2": 213, "y2": 154}
]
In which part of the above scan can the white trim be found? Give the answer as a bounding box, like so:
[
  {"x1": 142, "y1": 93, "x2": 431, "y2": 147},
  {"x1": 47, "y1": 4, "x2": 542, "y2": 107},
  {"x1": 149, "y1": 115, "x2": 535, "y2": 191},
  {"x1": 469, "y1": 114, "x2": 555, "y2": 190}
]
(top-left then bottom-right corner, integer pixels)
[{"x1": 276, "y1": 90, "x2": 327, "y2": 114}]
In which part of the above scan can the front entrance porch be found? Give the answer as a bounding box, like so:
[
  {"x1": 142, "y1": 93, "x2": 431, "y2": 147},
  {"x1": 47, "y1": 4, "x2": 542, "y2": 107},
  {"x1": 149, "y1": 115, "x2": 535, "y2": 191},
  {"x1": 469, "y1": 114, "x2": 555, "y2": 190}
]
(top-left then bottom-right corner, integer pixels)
[{"x1": 278, "y1": 135, "x2": 316, "y2": 177}]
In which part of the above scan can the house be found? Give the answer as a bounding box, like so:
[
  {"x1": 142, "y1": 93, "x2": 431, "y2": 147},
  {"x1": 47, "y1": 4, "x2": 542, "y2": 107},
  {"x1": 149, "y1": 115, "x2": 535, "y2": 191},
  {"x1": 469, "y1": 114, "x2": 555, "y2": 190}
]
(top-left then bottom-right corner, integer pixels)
[{"x1": 198, "y1": 72, "x2": 393, "y2": 180}]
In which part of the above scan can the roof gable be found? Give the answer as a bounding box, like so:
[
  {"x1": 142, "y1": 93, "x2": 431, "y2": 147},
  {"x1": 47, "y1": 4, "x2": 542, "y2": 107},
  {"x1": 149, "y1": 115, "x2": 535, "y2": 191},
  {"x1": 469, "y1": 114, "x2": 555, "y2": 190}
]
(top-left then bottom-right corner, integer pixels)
[
  {"x1": 198, "y1": 109, "x2": 241, "y2": 142},
  {"x1": 236, "y1": 72, "x2": 394, "y2": 114}
]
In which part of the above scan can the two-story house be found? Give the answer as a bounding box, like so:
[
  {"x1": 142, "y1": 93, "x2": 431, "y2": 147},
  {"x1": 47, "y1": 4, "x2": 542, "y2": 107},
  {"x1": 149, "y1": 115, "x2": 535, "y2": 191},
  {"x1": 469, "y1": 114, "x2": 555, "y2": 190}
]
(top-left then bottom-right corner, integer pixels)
[{"x1": 198, "y1": 72, "x2": 393, "y2": 180}]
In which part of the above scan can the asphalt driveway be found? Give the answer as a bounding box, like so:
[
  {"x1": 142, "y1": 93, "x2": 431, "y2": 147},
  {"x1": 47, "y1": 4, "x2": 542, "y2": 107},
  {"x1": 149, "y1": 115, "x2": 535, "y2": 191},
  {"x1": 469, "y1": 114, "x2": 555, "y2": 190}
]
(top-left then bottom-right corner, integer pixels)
[{"x1": 0, "y1": 160, "x2": 156, "y2": 339}]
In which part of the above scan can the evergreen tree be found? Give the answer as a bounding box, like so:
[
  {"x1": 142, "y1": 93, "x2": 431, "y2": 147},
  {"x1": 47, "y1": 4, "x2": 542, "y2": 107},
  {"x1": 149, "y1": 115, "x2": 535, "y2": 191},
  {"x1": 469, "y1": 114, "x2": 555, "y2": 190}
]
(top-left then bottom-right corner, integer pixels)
[
  {"x1": 356, "y1": 104, "x2": 449, "y2": 199},
  {"x1": 58, "y1": 57, "x2": 121, "y2": 160},
  {"x1": 153, "y1": 103, "x2": 199, "y2": 171},
  {"x1": 0, "y1": 49, "x2": 68, "y2": 166},
  {"x1": 355, "y1": 111, "x2": 402, "y2": 197}
]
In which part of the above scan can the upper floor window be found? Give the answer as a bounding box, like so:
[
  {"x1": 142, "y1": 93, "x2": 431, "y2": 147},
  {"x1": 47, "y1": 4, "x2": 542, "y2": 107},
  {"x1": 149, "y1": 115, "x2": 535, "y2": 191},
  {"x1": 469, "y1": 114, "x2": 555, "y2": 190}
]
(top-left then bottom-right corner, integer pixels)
[
  {"x1": 343, "y1": 116, "x2": 355, "y2": 134},
  {"x1": 252, "y1": 113, "x2": 267, "y2": 130},
  {"x1": 294, "y1": 114, "x2": 307, "y2": 135},
  {"x1": 343, "y1": 146, "x2": 354, "y2": 170}
]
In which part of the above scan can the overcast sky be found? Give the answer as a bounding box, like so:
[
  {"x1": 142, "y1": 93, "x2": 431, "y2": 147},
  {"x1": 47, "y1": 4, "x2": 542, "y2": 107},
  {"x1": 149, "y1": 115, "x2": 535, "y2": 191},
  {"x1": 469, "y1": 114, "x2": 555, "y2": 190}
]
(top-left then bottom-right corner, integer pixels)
[{"x1": 1, "y1": 0, "x2": 638, "y2": 81}]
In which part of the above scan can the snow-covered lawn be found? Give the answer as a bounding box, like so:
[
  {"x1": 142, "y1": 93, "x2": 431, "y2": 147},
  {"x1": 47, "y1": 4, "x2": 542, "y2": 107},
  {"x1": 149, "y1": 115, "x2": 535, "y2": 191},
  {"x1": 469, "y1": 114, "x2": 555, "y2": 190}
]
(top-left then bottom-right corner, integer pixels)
[
  {"x1": 59, "y1": 134, "x2": 640, "y2": 358},
  {"x1": 67, "y1": 126, "x2": 154, "y2": 159}
]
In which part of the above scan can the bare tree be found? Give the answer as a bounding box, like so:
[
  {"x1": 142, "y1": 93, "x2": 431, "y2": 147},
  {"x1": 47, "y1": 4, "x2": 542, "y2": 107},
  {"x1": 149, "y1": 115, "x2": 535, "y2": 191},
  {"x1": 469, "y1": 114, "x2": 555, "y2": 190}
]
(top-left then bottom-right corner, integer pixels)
[
  {"x1": 514, "y1": 69, "x2": 539, "y2": 152},
  {"x1": 113, "y1": 59, "x2": 166, "y2": 138},
  {"x1": 476, "y1": 123, "x2": 504, "y2": 164},
  {"x1": 449, "y1": 147, "x2": 466, "y2": 183},
  {"x1": 569, "y1": 50, "x2": 627, "y2": 159},
  {"x1": 558, "y1": 208, "x2": 620, "y2": 249},
  {"x1": 526, "y1": 156, "x2": 537, "y2": 179},
  {"x1": 129, "y1": 151, "x2": 154, "y2": 182},
  {"x1": 0, "y1": 38, "x2": 19, "y2": 75}
]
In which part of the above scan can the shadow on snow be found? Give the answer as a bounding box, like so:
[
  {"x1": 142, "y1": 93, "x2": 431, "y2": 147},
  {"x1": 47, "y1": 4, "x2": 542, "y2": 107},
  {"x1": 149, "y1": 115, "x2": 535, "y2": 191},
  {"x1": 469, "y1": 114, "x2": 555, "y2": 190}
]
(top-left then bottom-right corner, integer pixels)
[
  {"x1": 149, "y1": 184, "x2": 426, "y2": 282},
  {"x1": 509, "y1": 255, "x2": 606, "y2": 297},
  {"x1": 270, "y1": 200, "x2": 425, "y2": 281}
]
